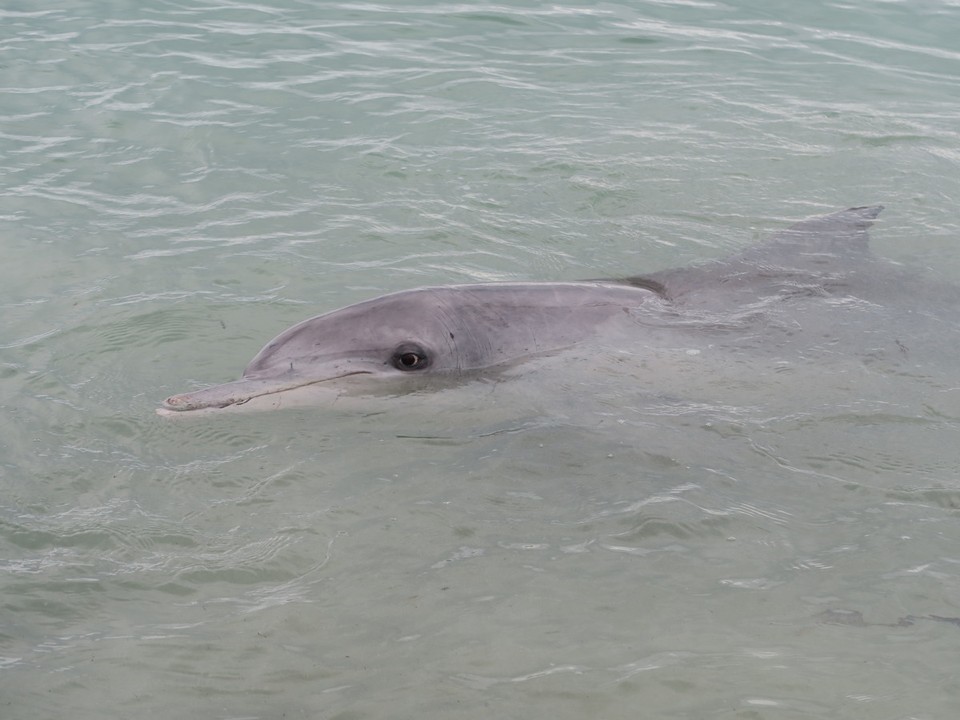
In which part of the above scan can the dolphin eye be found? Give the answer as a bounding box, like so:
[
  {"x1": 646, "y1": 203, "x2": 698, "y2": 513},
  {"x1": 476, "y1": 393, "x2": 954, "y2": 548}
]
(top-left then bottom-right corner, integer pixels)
[{"x1": 391, "y1": 344, "x2": 430, "y2": 371}]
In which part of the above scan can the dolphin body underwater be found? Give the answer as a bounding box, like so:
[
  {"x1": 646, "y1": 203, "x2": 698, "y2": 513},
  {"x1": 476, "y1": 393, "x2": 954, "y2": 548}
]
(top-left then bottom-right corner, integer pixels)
[{"x1": 159, "y1": 205, "x2": 955, "y2": 416}]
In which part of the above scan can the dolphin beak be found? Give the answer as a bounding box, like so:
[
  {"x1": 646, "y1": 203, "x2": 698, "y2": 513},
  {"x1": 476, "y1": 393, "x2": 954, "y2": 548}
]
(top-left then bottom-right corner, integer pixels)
[{"x1": 158, "y1": 369, "x2": 372, "y2": 415}]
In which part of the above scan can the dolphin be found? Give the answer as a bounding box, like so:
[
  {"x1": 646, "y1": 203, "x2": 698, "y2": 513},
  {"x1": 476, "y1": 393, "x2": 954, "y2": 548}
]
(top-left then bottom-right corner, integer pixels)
[{"x1": 160, "y1": 206, "x2": 904, "y2": 415}]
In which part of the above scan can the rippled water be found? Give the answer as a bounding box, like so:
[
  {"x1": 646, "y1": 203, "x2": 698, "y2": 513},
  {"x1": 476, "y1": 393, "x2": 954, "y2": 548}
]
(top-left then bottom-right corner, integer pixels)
[{"x1": 3, "y1": 1, "x2": 960, "y2": 718}]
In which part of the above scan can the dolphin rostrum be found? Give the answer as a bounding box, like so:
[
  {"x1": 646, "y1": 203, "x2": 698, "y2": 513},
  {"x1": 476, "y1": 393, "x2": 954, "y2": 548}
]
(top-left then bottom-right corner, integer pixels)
[{"x1": 160, "y1": 206, "x2": 891, "y2": 415}]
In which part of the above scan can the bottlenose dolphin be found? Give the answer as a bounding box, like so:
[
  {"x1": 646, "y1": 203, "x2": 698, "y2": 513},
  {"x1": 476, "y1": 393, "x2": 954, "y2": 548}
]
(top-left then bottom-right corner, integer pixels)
[{"x1": 160, "y1": 206, "x2": 913, "y2": 416}]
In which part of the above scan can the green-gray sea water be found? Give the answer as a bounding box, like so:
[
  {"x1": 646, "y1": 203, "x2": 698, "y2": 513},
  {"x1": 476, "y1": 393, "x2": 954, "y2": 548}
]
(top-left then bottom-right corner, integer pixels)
[{"x1": 3, "y1": 1, "x2": 960, "y2": 718}]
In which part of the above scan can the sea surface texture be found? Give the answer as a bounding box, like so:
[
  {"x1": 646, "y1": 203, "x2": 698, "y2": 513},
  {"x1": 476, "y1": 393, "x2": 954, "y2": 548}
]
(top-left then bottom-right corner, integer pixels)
[{"x1": 2, "y1": 1, "x2": 960, "y2": 718}]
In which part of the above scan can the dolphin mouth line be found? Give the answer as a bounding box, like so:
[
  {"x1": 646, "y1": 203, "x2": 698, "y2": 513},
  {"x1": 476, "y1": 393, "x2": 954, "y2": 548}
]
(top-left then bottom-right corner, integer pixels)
[{"x1": 161, "y1": 371, "x2": 374, "y2": 412}]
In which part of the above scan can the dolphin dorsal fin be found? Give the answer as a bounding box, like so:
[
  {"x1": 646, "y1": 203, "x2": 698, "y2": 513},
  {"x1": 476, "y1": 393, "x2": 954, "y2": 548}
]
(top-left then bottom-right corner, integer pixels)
[
  {"x1": 739, "y1": 205, "x2": 884, "y2": 265},
  {"x1": 618, "y1": 206, "x2": 885, "y2": 304}
]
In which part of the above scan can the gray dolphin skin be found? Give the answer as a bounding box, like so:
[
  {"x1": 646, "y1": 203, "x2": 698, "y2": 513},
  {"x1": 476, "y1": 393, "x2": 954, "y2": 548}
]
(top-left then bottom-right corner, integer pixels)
[{"x1": 160, "y1": 206, "x2": 894, "y2": 415}]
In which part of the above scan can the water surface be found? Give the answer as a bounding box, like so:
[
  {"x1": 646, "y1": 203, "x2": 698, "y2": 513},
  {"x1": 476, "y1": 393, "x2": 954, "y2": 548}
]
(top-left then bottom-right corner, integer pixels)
[{"x1": 2, "y1": 1, "x2": 960, "y2": 718}]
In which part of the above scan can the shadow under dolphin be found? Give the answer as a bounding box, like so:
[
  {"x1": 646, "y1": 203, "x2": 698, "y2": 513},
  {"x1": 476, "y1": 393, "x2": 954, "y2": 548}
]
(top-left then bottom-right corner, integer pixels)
[{"x1": 160, "y1": 205, "x2": 945, "y2": 416}]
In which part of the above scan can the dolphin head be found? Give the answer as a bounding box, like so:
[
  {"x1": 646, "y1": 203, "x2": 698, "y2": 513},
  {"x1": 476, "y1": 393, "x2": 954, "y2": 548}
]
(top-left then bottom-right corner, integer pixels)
[
  {"x1": 159, "y1": 282, "x2": 659, "y2": 414},
  {"x1": 161, "y1": 289, "x2": 469, "y2": 413}
]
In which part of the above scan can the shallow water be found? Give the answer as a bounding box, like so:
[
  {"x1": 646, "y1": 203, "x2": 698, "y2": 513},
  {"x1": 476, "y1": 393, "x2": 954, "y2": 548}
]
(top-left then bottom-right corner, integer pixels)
[{"x1": 3, "y1": 1, "x2": 960, "y2": 718}]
